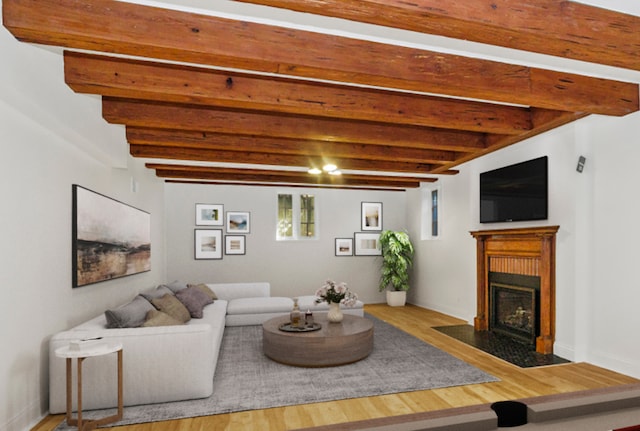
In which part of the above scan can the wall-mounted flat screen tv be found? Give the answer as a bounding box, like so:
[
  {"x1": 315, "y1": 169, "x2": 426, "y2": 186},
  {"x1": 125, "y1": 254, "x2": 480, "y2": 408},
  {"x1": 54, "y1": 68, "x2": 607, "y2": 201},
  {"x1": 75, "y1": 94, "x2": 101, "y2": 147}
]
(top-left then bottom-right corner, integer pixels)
[{"x1": 480, "y1": 156, "x2": 548, "y2": 223}]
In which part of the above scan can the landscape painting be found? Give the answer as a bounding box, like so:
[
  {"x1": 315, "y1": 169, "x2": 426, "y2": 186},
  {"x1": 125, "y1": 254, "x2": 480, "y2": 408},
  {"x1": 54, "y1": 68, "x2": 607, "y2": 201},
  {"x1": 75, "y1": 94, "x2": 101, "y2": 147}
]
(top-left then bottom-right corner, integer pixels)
[
  {"x1": 73, "y1": 185, "x2": 151, "y2": 287},
  {"x1": 195, "y1": 229, "x2": 223, "y2": 259}
]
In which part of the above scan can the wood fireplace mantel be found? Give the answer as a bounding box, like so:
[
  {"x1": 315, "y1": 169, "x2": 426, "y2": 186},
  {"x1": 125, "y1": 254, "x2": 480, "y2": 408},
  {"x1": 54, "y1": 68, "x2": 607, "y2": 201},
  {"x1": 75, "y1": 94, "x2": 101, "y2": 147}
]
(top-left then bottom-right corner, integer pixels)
[{"x1": 470, "y1": 226, "x2": 559, "y2": 354}]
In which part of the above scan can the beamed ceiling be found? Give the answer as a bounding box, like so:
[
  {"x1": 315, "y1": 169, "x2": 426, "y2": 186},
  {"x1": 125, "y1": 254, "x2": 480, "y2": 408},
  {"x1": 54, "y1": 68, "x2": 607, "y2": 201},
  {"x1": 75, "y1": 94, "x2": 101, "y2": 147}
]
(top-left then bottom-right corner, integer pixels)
[{"x1": 3, "y1": 0, "x2": 640, "y2": 190}]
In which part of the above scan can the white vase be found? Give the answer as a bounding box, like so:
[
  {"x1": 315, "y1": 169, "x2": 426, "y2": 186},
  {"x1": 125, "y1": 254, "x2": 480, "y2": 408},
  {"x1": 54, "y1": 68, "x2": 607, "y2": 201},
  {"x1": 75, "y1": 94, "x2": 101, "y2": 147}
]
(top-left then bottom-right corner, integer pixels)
[
  {"x1": 386, "y1": 290, "x2": 407, "y2": 307},
  {"x1": 327, "y1": 302, "x2": 344, "y2": 323}
]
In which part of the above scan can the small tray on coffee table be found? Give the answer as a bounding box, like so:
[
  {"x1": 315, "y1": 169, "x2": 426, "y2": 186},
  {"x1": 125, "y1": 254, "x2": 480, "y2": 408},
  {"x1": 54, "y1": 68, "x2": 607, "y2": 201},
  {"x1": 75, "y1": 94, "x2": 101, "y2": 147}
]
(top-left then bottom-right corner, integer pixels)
[{"x1": 278, "y1": 322, "x2": 322, "y2": 332}]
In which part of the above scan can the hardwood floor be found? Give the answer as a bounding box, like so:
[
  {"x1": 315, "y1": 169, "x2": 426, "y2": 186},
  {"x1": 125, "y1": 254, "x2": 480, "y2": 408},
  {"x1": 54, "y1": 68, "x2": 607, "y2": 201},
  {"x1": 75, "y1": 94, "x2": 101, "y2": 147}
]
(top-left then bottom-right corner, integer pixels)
[{"x1": 33, "y1": 304, "x2": 639, "y2": 431}]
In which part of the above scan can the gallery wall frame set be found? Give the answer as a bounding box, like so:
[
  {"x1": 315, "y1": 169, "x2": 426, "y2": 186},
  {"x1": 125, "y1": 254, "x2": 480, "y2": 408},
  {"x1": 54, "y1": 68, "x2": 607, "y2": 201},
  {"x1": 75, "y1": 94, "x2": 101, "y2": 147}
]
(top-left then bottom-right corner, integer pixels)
[
  {"x1": 72, "y1": 185, "x2": 151, "y2": 287},
  {"x1": 335, "y1": 202, "x2": 384, "y2": 257},
  {"x1": 194, "y1": 204, "x2": 251, "y2": 259}
]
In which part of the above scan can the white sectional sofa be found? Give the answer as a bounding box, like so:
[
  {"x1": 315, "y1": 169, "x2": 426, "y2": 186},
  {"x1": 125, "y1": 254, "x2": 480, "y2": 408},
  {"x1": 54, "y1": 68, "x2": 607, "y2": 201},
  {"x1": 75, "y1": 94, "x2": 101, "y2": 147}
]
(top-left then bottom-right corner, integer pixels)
[{"x1": 48, "y1": 282, "x2": 364, "y2": 414}]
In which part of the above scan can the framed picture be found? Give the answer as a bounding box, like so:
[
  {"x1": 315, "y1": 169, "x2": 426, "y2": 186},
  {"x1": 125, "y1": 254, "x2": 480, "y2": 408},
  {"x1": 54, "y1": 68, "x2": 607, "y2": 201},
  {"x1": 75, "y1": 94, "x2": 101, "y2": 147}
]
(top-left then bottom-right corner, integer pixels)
[
  {"x1": 225, "y1": 235, "x2": 246, "y2": 255},
  {"x1": 72, "y1": 185, "x2": 151, "y2": 287},
  {"x1": 195, "y1": 203, "x2": 224, "y2": 226},
  {"x1": 194, "y1": 229, "x2": 223, "y2": 260},
  {"x1": 335, "y1": 238, "x2": 353, "y2": 256},
  {"x1": 361, "y1": 202, "x2": 383, "y2": 231},
  {"x1": 226, "y1": 211, "x2": 250, "y2": 233},
  {"x1": 354, "y1": 232, "x2": 382, "y2": 256}
]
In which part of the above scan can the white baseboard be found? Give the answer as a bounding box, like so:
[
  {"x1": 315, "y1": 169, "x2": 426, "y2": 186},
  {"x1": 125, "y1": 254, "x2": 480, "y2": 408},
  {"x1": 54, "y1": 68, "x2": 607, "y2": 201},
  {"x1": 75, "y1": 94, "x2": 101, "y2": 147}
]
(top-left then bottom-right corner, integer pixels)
[
  {"x1": 588, "y1": 350, "x2": 640, "y2": 380},
  {"x1": 3, "y1": 398, "x2": 46, "y2": 431},
  {"x1": 408, "y1": 299, "x2": 473, "y2": 324}
]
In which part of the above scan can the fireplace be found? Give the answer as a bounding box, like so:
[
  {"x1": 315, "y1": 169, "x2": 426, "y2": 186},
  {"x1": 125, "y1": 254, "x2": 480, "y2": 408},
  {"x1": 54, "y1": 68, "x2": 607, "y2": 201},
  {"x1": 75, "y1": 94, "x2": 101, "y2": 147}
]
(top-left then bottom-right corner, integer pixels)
[
  {"x1": 490, "y1": 281, "x2": 539, "y2": 344},
  {"x1": 470, "y1": 226, "x2": 558, "y2": 354}
]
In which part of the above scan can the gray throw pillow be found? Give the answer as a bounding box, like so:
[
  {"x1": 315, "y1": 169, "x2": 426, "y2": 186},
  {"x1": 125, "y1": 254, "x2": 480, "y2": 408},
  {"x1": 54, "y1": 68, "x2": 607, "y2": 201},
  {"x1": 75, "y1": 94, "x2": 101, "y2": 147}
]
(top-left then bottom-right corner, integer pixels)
[
  {"x1": 105, "y1": 295, "x2": 155, "y2": 328},
  {"x1": 162, "y1": 280, "x2": 188, "y2": 293},
  {"x1": 140, "y1": 285, "x2": 174, "y2": 302},
  {"x1": 187, "y1": 283, "x2": 218, "y2": 301},
  {"x1": 175, "y1": 286, "x2": 214, "y2": 318}
]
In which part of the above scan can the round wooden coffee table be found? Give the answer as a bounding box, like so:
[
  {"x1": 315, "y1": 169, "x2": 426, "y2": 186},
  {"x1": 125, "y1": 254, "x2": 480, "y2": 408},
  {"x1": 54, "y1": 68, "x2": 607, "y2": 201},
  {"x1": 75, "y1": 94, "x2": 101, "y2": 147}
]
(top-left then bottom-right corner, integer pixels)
[{"x1": 262, "y1": 314, "x2": 374, "y2": 367}]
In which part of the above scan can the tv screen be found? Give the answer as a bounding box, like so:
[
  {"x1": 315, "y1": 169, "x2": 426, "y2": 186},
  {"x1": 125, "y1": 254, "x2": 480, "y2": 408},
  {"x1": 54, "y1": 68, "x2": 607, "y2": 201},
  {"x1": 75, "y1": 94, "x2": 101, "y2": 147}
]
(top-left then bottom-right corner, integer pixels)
[{"x1": 480, "y1": 156, "x2": 548, "y2": 223}]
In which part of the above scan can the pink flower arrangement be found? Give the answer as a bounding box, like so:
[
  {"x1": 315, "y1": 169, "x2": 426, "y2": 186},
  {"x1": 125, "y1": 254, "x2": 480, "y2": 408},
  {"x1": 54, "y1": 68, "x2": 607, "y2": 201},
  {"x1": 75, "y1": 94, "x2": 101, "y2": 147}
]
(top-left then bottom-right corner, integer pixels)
[{"x1": 315, "y1": 279, "x2": 358, "y2": 307}]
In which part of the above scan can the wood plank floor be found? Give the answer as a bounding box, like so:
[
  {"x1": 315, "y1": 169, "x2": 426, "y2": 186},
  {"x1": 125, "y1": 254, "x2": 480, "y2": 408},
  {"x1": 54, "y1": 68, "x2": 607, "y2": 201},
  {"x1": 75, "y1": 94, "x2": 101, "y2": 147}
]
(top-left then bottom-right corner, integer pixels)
[{"x1": 33, "y1": 304, "x2": 639, "y2": 431}]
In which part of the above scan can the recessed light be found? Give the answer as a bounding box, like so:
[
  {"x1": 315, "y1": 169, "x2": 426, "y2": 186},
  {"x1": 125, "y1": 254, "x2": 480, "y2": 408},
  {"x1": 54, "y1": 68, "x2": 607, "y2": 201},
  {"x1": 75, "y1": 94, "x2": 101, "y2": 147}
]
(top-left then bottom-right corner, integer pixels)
[
  {"x1": 323, "y1": 163, "x2": 337, "y2": 172},
  {"x1": 328, "y1": 170, "x2": 342, "y2": 176},
  {"x1": 308, "y1": 168, "x2": 322, "y2": 175}
]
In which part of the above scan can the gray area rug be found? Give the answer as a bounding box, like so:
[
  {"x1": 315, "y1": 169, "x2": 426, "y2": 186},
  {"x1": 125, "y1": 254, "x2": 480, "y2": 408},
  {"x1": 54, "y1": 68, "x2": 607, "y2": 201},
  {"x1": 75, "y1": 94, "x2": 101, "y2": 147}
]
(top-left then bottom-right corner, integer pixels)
[{"x1": 56, "y1": 314, "x2": 498, "y2": 429}]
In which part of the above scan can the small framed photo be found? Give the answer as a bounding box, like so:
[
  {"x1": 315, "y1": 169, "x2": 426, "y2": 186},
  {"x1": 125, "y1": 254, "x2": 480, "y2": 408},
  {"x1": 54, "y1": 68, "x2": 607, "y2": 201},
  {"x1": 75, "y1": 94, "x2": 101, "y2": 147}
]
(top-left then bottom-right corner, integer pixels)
[
  {"x1": 194, "y1": 229, "x2": 223, "y2": 260},
  {"x1": 226, "y1": 211, "x2": 250, "y2": 233},
  {"x1": 335, "y1": 238, "x2": 353, "y2": 256},
  {"x1": 361, "y1": 202, "x2": 382, "y2": 231},
  {"x1": 225, "y1": 235, "x2": 246, "y2": 255},
  {"x1": 195, "y1": 204, "x2": 224, "y2": 226},
  {"x1": 354, "y1": 232, "x2": 381, "y2": 256}
]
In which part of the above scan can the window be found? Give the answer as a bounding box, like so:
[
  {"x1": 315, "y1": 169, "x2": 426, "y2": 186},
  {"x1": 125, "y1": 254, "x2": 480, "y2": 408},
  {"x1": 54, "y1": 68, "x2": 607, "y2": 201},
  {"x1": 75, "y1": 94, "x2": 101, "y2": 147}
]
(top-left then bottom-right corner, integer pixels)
[
  {"x1": 431, "y1": 189, "x2": 439, "y2": 237},
  {"x1": 299, "y1": 194, "x2": 315, "y2": 237},
  {"x1": 421, "y1": 185, "x2": 440, "y2": 240},
  {"x1": 277, "y1": 194, "x2": 293, "y2": 238},
  {"x1": 277, "y1": 192, "x2": 317, "y2": 240}
]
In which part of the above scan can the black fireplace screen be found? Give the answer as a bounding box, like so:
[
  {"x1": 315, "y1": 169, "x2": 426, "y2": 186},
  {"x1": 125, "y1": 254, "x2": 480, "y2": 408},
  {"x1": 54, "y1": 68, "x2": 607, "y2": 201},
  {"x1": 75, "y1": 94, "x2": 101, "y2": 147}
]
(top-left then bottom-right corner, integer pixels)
[{"x1": 490, "y1": 282, "x2": 538, "y2": 344}]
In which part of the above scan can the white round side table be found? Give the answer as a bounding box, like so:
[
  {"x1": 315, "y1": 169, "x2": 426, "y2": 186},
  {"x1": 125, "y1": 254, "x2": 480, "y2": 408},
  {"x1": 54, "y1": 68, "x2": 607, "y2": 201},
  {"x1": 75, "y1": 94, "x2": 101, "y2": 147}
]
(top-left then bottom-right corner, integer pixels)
[{"x1": 55, "y1": 342, "x2": 123, "y2": 431}]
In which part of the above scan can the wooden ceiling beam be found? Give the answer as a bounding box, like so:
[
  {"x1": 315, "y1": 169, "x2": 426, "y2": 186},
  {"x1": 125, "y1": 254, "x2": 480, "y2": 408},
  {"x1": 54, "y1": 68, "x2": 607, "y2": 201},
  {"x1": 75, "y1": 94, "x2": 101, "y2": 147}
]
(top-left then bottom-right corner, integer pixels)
[
  {"x1": 3, "y1": 0, "x2": 637, "y2": 115},
  {"x1": 146, "y1": 164, "x2": 425, "y2": 188},
  {"x1": 147, "y1": 163, "x2": 433, "y2": 183},
  {"x1": 165, "y1": 179, "x2": 410, "y2": 191},
  {"x1": 126, "y1": 127, "x2": 457, "y2": 165},
  {"x1": 234, "y1": 0, "x2": 640, "y2": 72},
  {"x1": 154, "y1": 169, "x2": 420, "y2": 188},
  {"x1": 103, "y1": 98, "x2": 489, "y2": 152},
  {"x1": 64, "y1": 51, "x2": 531, "y2": 135},
  {"x1": 130, "y1": 144, "x2": 442, "y2": 174},
  {"x1": 430, "y1": 109, "x2": 589, "y2": 174}
]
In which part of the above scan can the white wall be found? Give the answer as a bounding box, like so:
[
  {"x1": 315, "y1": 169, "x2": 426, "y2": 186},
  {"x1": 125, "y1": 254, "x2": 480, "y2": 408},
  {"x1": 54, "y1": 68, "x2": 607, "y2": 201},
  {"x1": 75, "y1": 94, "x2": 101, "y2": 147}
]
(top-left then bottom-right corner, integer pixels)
[
  {"x1": 0, "y1": 28, "x2": 166, "y2": 431},
  {"x1": 408, "y1": 112, "x2": 640, "y2": 379},
  {"x1": 165, "y1": 183, "x2": 407, "y2": 304},
  {"x1": 587, "y1": 112, "x2": 640, "y2": 377}
]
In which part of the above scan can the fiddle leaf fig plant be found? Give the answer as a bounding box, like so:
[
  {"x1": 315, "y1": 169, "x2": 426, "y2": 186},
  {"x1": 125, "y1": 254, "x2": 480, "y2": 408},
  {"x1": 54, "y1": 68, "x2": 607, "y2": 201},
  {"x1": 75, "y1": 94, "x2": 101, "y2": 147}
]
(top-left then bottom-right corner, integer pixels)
[{"x1": 378, "y1": 230, "x2": 414, "y2": 292}]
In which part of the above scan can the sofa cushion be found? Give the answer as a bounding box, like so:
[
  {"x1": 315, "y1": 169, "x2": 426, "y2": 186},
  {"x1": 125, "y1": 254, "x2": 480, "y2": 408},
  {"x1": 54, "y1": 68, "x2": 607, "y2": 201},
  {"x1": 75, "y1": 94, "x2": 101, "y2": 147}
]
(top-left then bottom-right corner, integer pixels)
[
  {"x1": 188, "y1": 283, "x2": 218, "y2": 301},
  {"x1": 105, "y1": 295, "x2": 155, "y2": 328},
  {"x1": 142, "y1": 309, "x2": 184, "y2": 327},
  {"x1": 226, "y1": 296, "x2": 293, "y2": 315},
  {"x1": 140, "y1": 285, "x2": 174, "y2": 302},
  {"x1": 176, "y1": 286, "x2": 214, "y2": 318},
  {"x1": 151, "y1": 293, "x2": 191, "y2": 323}
]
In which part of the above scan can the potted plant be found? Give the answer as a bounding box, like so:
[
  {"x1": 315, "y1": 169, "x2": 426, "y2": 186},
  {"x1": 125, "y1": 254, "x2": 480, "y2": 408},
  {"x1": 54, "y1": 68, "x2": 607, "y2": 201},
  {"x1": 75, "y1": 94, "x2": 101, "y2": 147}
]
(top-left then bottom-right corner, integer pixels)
[{"x1": 378, "y1": 230, "x2": 414, "y2": 306}]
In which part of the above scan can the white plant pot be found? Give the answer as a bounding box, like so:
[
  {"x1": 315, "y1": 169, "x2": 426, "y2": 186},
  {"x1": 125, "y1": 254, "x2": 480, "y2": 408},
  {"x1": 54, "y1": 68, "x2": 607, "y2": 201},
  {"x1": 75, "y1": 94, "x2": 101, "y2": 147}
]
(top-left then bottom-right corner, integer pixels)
[{"x1": 386, "y1": 290, "x2": 407, "y2": 307}]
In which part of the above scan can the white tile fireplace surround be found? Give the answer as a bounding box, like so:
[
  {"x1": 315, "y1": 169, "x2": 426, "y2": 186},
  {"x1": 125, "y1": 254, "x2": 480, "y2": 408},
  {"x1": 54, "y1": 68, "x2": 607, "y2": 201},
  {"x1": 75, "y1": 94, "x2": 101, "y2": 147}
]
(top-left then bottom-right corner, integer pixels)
[{"x1": 470, "y1": 226, "x2": 559, "y2": 355}]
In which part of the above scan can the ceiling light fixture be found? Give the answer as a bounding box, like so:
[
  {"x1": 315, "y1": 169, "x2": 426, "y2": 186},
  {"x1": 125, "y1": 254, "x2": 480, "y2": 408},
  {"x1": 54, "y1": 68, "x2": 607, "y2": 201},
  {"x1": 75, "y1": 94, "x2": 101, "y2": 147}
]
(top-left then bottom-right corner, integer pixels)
[{"x1": 309, "y1": 163, "x2": 340, "y2": 175}]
